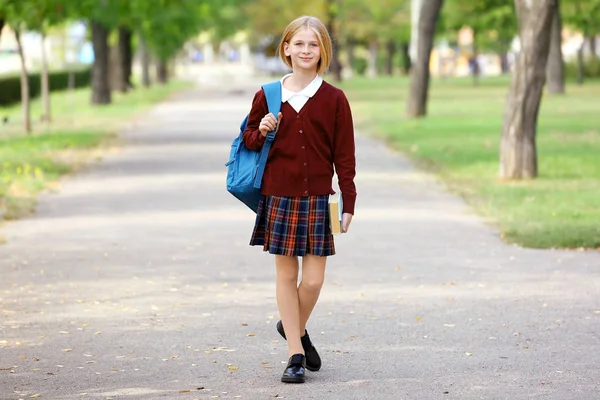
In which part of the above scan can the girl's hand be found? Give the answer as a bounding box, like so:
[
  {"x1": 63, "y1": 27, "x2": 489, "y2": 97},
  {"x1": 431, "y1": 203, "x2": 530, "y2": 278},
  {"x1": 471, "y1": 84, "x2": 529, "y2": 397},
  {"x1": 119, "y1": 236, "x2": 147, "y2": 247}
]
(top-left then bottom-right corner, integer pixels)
[
  {"x1": 259, "y1": 112, "x2": 283, "y2": 137},
  {"x1": 341, "y1": 213, "x2": 353, "y2": 233}
]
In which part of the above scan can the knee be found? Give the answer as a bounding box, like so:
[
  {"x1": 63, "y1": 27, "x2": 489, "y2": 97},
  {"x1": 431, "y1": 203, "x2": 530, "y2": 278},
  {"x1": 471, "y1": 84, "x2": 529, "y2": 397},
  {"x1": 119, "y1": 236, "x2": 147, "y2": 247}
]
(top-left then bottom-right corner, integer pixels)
[{"x1": 301, "y1": 277, "x2": 324, "y2": 293}]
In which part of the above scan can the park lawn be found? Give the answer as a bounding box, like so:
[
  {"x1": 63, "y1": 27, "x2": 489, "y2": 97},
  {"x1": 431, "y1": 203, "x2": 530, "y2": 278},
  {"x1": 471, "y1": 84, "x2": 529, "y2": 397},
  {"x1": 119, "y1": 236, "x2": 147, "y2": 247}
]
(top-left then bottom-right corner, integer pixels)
[
  {"x1": 340, "y1": 75, "x2": 600, "y2": 249},
  {"x1": 0, "y1": 80, "x2": 188, "y2": 220}
]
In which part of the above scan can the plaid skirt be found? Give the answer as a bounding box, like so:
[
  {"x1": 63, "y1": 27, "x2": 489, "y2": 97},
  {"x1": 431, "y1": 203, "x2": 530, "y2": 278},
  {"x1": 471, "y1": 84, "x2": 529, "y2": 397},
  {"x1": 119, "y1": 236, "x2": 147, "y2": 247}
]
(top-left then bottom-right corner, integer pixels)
[{"x1": 250, "y1": 195, "x2": 335, "y2": 257}]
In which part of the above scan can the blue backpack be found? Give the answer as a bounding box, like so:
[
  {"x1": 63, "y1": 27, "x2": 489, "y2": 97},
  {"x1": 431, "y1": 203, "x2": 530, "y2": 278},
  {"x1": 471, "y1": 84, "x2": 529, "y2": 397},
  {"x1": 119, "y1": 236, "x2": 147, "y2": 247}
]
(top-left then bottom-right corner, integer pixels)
[{"x1": 225, "y1": 81, "x2": 282, "y2": 213}]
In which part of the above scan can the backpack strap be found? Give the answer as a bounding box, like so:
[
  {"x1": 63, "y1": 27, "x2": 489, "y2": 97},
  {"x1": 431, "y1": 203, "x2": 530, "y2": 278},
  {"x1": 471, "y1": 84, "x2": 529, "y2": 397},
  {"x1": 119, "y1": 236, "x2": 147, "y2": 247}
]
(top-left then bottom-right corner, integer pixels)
[{"x1": 254, "y1": 81, "x2": 282, "y2": 189}]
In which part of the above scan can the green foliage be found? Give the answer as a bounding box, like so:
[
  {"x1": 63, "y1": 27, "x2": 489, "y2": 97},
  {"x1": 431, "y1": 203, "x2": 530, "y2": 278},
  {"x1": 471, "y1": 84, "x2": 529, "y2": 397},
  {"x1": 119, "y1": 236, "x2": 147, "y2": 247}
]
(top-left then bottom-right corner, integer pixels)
[
  {"x1": 0, "y1": 68, "x2": 92, "y2": 107},
  {"x1": 441, "y1": 0, "x2": 517, "y2": 53},
  {"x1": 341, "y1": 76, "x2": 600, "y2": 249},
  {"x1": 341, "y1": 0, "x2": 410, "y2": 43},
  {"x1": 562, "y1": 0, "x2": 600, "y2": 36},
  {"x1": 0, "y1": 0, "x2": 67, "y2": 33}
]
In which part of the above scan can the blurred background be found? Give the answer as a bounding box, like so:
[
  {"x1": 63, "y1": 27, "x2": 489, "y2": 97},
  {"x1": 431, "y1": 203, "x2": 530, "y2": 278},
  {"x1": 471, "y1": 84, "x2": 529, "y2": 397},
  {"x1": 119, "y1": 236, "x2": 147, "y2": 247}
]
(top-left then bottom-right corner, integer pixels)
[{"x1": 0, "y1": 0, "x2": 599, "y2": 249}]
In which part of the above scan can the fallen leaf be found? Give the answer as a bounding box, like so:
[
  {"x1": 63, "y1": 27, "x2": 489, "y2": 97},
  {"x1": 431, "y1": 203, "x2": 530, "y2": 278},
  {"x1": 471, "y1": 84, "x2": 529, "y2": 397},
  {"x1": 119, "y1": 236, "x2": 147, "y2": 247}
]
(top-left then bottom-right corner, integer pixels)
[
  {"x1": 247, "y1": 333, "x2": 256, "y2": 337},
  {"x1": 228, "y1": 365, "x2": 239, "y2": 370},
  {"x1": 465, "y1": 352, "x2": 473, "y2": 356},
  {"x1": 415, "y1": 317, "x2": 423, "y2": 322},
  {"x1": 241, "y1": 323, "x2": 248, "y2": 326},
  {"x1": 443, "y1": 324, "x2": 455, "y2": 328},
  {"x1": 30, "y1": 395, "x2": 41, "y2": 398},
  {"x1": 64, "y1": 349, "x2": 72, "y2": 353}
]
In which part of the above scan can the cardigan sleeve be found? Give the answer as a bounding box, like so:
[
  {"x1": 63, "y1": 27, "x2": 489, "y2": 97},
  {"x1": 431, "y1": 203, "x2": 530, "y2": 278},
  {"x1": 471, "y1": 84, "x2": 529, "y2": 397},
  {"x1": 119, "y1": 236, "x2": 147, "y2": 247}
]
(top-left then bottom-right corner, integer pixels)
[
  {"x1": 333, "y1": 89, "x2": 357, "y2": 215},
  {"x1": 242, "y1": 89, "x2": 268, "y2": 150}
]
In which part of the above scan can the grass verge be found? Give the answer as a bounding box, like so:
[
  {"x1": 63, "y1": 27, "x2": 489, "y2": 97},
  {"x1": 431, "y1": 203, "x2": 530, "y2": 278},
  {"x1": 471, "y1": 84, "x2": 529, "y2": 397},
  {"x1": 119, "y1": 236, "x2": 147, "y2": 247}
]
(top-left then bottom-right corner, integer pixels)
[
  {"x1": 340, "y1": 75, "x2": 600, "y2": 249},
  {"x1": 0, "y1": 80, "x2": 189, "y2": 221}
]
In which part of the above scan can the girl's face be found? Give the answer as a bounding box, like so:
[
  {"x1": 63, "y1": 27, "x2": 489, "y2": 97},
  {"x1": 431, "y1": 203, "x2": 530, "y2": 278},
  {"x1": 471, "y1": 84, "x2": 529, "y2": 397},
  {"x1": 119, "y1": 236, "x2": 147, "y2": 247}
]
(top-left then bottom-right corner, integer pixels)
[{"x1": 283, "y1": 28, "x2": 321, "y2": 74}]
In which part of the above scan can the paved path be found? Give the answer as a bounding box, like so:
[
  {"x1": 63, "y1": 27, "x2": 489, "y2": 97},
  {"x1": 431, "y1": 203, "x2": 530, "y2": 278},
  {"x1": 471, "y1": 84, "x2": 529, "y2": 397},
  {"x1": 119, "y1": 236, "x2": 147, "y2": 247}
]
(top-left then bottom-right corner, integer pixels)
[{"x1": 1, "y1": 77, "x2": 599, "y2": 400}]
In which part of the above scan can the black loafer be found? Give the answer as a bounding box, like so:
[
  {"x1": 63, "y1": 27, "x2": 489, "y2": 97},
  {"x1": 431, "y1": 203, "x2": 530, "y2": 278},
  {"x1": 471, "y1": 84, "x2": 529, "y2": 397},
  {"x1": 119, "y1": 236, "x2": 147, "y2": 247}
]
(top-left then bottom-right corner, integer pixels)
[
  {"x1": 281, "y1": 353, "x2": 306, "y2": 383},
  {"x1": 277, "y1": 320, "x2": 322, "y2": 372}
]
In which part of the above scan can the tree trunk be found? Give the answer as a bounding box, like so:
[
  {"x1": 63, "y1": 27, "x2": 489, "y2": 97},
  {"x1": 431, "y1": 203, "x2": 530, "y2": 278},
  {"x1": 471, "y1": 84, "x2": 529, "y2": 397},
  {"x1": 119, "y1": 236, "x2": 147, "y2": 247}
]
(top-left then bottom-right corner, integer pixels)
[
  {"x1": 156, "y1": 59, "x2": 168, "y2": 84},
  {"x1": 471, "y1": 31, "x2": 479, "y2": 86},
  {"x1": 409, "y1": 0, "x2": 424, "y2": 64},
  {"x1": 40, "y1": 32, "x2": 51, "y2": 122},
  {"x1": 326, "y1": 0, "x2": 342, "y2": 82},
  {"x1": 385, "y1": 40, "x2": 396, "y2": 75},
  {"x1": 499, "y1": 0, "x2": 556, "y2": 180},
  {"x1": 406, "y1": 0, "x2": 444, "y2": 118},
  {"x1": 117, "y1": 25, "x2": 133, "y2": 92},
  {"x1": 0, "y1": 18, "x2": 4, "y2": 42},
  {"x1": 499, "y1": 51, "x2": 510, "y2": 74},
  {"x1": 139, "y1": 33, "x2": 151, "y2": 88},
  {"x1": 546, "y1": 2, "x2": 565, "y2": 94},
  {"x1": 91, "y1": 20, "x2": 111, "y2": 105},
  {"x1": 590, "y1": 35, "x2": 597, "y2": 59},
  {"x1": 576, "y1": 43, "x2": 584, "y2": 85},
  {"x1": 400, "y1": 42, "x2": 411, "y2": 75},
  {"x1": 366, "y1": 39, "x2": 378, "y2": 78},
  {"x1": 15, "y1": 29, "x2": 31, "y2": 134}
]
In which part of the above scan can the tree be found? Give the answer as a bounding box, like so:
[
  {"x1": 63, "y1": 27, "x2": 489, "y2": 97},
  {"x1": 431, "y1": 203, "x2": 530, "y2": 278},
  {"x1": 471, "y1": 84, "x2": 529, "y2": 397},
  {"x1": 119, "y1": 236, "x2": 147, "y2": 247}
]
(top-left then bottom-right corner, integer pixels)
[
  {"x1": 406, "y1": 0, "x2": 444, "y2": 118},
  {"x1": 340, "y1": 0, "x2": 410, "y2": 77},
  {"x1": 25, "y1": 0, "x2": 66, "y2": 122},
  {"x1": 14, "y1": 28, "x2": 31, "y2": 133},
  {"x1": 442, "y1": 1, "x2": 517, "y2": 84},
  {"x1": 546, "y1": 2, "x2": 565, "y2": 94},
  {"x1": 140, "y1": 0, "x2": 217, "y2": 85},
  {"x1": 499, "y1": 0, "x2": 556, "y2": 180},
  {"x1": 0, "y1": 0, "x2": 33, "y2": 133},
  {"x1": 65, "y1": 0, "x2": 118, "y2": 105},
  {"x1": 91, "y1": 20, "x2": 111, "y2": 104},
  {"x1": 562, "y1": 0, "x2": 600, "y2": 84}
]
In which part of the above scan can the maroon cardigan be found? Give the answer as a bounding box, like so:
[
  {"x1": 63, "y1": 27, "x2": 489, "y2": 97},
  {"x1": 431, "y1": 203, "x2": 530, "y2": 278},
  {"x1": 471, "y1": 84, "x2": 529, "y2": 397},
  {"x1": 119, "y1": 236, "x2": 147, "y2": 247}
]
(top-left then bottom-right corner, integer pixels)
[{"x1": 242, "y1": 81, "x2": 357, "y2": 214}]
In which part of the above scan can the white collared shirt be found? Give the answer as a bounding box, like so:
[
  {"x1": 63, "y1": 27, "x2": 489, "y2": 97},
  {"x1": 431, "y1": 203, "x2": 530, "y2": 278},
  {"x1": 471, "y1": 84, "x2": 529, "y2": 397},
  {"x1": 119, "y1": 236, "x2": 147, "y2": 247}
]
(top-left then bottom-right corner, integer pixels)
[{"x1": 280, "y1": 73, "x2": 323, "y2": 113}]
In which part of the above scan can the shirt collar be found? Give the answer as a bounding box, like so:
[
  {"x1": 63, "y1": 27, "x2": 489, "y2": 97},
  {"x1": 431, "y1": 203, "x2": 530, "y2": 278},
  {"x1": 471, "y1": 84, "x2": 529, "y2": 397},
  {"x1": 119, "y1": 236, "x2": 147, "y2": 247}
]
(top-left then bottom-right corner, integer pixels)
[{"x1": 280, "y1": 73, "x2": 323, "y2": 103}]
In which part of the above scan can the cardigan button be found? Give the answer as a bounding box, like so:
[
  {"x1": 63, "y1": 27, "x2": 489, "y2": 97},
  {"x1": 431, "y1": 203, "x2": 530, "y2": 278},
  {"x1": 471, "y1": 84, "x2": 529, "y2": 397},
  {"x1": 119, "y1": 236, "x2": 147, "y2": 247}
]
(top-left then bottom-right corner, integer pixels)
[
  {"x1": 299, "y1": 130, "x2": 303, "y2": 133},
  {"x1": 301, "y1": 146, "x2": 305, "y2": 150},
  {"x1": 304, "y1": 190, "x2": 308, "y2": 195}
]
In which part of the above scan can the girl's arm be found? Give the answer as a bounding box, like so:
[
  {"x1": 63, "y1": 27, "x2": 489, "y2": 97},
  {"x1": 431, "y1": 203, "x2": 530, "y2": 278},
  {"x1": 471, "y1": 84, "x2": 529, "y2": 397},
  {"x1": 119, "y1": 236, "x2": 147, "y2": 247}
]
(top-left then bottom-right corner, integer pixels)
[
  {"x1": 333, "y1": 91, "x2": 357, "y2": 215},
  {"x1": 242, "y1": 90, "x2": 268, "y2": 150}
]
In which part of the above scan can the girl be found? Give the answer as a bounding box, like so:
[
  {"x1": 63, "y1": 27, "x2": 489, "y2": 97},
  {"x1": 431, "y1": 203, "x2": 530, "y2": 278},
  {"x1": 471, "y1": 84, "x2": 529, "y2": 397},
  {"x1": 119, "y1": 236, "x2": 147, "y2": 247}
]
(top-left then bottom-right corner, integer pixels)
[{"x1": 242, "y1": 15, "x2": 356, "y2": 384}]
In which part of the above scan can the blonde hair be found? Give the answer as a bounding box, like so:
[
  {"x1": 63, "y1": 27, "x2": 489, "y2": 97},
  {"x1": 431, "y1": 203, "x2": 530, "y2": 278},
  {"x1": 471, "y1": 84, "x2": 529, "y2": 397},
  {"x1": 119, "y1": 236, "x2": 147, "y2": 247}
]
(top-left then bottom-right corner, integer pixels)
[{"x1": 278, "y1": 16, "x2": 332, "y2": 76}]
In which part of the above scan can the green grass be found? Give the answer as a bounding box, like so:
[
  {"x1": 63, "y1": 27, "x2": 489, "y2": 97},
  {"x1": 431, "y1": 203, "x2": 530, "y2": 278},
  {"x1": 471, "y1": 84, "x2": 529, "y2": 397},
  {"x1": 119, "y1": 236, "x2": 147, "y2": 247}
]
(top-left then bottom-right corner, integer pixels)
[
  {"x1": 339, "y1": 75, "x2": 600, "y2": 249},
  {"x1": 0, "y1": 80, "x2": 189, "y2": 220}
]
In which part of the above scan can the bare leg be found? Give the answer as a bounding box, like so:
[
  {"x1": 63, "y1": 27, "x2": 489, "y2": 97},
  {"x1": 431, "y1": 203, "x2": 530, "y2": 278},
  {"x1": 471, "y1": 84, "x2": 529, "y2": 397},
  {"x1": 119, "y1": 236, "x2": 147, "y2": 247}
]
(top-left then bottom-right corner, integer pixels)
[
  {"x1": 298, "y1": 254, "x2": 327, "y2": 334},
  {"x1": 275, "y1": 255, "x2": 303, "y2": 357}
]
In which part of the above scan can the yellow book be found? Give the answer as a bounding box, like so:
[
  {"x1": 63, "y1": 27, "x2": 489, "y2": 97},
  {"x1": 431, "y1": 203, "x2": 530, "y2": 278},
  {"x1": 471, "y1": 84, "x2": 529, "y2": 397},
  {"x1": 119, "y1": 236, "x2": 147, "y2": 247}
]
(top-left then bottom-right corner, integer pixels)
[{"x1": 329, "y1": 193, "x2": 343, "y2": 235}]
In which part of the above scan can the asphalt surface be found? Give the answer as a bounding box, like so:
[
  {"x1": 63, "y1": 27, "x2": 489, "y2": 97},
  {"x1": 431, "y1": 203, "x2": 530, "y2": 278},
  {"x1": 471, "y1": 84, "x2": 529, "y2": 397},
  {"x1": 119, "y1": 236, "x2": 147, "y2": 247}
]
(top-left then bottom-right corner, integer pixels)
[{"x1": 1, "y1": 76, "x2": 599, "y2": 400}]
